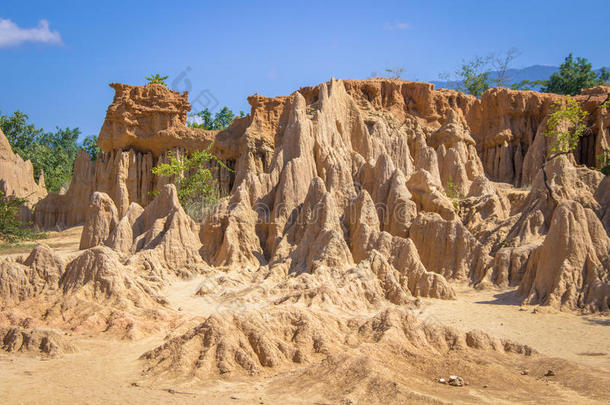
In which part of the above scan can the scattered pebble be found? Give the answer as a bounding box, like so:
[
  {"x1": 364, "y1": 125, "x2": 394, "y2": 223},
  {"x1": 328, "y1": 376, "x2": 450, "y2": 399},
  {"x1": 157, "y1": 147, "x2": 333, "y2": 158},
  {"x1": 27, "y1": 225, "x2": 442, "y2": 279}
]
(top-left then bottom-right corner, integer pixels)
[
  {"x1": 448, "y1": 376, "x2": 465, "y2": 387},
  {"x1": 544, "y1": 370, "x2": 555, "y2": 377},
  {"x1": 521, "y1": 370, "x2": 529, "y2": 375},
  {"x1": 437, "y1": 376, "x2": 466, "y2": 386},
  {"x1": 231, "y1": 395, "x2": 238, "y2": 400}
]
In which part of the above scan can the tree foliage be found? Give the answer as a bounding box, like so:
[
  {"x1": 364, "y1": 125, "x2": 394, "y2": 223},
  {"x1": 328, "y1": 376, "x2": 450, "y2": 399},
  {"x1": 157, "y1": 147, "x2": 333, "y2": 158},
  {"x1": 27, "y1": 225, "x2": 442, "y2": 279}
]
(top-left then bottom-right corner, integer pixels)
[
  {"x1": 0, "y1": 110, "x2": 97, "y2": 192},
  {"x1": 0, "y1": 192, "x2": 45, "y2": 243},
  {"x1": 541, "y1": 54, "x2": 610, "y2": 95},
  {"x1": 145, "y1": 73, "x2": 169, "y2": 86},
  {"x1": 82, "y1": 135, "x2": 101, "y2": 160},
  {"x1": 541, "y1": 97, "x2": 588, "y2": 204},
  {"x1": 188, "y1": 107, "x2": 236, "y2": 130},
  {"x1": 151, "y1": 144, "x2": 230, "y2": 221},
  {"x1": 543, "y1": 97, "x2": 588, "y2": 155}
]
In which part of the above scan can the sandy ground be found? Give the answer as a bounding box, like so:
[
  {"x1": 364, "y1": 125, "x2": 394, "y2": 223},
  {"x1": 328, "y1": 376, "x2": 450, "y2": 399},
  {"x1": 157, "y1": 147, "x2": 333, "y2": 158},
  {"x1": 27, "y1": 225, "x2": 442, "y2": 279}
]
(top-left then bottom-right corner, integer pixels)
[
  {"x1": 2, "y1": 228, "x2": 610, "y2": 404},
  {"x1": 0, "y1": 225, "x2": 82, "y2": 259},
  {"x1": 419, "y1": 284, "x2": 610, "y2": 372}
]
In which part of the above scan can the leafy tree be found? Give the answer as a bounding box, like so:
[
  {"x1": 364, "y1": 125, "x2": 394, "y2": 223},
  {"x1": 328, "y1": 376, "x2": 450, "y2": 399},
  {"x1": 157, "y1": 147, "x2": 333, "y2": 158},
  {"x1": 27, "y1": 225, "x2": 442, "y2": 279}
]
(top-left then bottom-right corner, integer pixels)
[
  {"x1": 0, "y1": 192, "x2": 45, "y2": 243},
  {"x1": 385, "y1": 67, "x2": 405, "y2": 79},
  {"x1": 0, "y1": 110, "x2": 43, "y2": 157},
  {"x1": 541, "y1": 54, "x2": 610, "y2": 95},
  {"x1": 541, "y1": 97, "x2": 588, "y2": 203},
  {"x1": 189, "y1": 108, "x2": 214, "y2": 129},
  {"x1": 510, "y1": 79, "x2": 548, "y2": 91},
  {"x1": 188, "y1": 107, "x2": 236, "y2": 130},
  {"x1": 82, "y1": 135, "x2": 101, "y2": 160},
  {"x1": 151, "y1": 144, "x2": 231, "y2": 220},
  {"x1": 454, "y1": 56, "x2": 492, "y2": 97},
  {"x1": 212, "y1": 107, "x2": 235, "y2": 130},
  {"x1": 145, "y1": 73, "x2": 169, "y2": 86}
]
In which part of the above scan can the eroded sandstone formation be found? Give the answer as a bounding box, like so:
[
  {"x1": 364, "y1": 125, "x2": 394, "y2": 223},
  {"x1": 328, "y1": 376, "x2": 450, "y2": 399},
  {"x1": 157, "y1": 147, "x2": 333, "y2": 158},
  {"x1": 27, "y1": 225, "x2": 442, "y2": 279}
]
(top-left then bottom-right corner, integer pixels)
[
  {"x1": 2, "y1": 79, "x2": 610, "y2": 403},
  {"x1": 28, "y1": 78, "x2": 610, "y2": 313},
  {"x1": 0, "y1": 128, "x2": 47, "y2": 220}
]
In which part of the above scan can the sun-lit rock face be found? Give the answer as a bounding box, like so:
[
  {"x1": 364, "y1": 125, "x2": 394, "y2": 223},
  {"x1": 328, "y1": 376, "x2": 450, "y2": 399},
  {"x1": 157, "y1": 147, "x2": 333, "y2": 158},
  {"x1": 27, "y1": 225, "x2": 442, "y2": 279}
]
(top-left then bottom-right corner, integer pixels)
[
  {"x1": 98, "y1": 83, "x2": 215, "y2": 157},
  {"x1": 0, "y1": 128, "x2": 47, "y2": 218},
  {"x1": 3, "y1": 78, "x2": 610, "y2": 404},
  {"x1": 27, "y1": 78, "x2": 610, "y2": 313}
]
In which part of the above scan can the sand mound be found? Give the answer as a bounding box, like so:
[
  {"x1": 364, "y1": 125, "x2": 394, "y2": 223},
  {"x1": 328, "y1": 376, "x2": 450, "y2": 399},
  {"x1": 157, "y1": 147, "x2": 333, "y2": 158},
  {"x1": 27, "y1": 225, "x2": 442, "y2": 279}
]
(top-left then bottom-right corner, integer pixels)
[
  {"x1": 0, "y1": 326, "x2": 75, "y2": 357},
  {"x1": 141, "y1": 306, "x2": 532, "y2": 379}
]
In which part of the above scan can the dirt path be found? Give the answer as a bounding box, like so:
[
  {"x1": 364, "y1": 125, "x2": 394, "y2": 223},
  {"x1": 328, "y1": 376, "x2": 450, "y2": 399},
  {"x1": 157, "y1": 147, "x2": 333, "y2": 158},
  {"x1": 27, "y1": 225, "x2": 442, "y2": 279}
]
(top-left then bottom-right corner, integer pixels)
[{"x1": 419, "y1": 284, "x2": 610, "y2": 371}]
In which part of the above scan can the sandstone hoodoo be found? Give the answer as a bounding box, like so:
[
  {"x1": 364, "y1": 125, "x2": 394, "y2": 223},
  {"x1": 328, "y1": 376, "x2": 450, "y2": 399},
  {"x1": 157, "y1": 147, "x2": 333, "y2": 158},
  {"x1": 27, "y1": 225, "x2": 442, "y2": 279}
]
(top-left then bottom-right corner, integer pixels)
[{"x1": 2, "y1": 77, "x2": 610, "y2": 404}]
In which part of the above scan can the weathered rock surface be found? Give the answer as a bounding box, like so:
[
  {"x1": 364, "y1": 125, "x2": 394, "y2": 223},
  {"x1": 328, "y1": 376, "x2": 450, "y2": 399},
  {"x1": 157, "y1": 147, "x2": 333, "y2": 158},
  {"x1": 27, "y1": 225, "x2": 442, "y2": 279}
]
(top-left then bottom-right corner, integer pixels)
[
  {"x1": 79, "y1": 192, "x2": 119, "y2": 250},
  {"x1": 0, "y1": 326, "x2": 75, "y2": 357},
  {"x1": 98, "y1": 83, "x2": 214, "y2": 156},
  {"x1": 519, "y1": 201, "x2": 610, "y2": 311},
  {"x1": 0, "y1": 128, "x2": 46, "y2": 218},
  {"x1": 10, "y1": 77, "x2": 610, "y2": 334},
  {"x1": 0, "y1": 244, "x2": 64, "y2": 306},
  {"x1": 141, "y1": 307, "x2": 532, "y2": 378}
]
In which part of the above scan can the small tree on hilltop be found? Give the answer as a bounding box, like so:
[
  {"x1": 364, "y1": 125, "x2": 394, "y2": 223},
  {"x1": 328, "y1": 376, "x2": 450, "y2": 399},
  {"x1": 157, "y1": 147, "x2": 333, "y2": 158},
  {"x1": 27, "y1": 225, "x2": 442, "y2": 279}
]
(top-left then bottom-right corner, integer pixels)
[
  {"x1": 541, "y1": 97, "x2": 588, "y2": 203},
  {"x1": 145, "y1": 73, "x2": 169, "y2": 86},
  {"x1": 385, "y1": 67, "x2": 405, "y2": 80}
]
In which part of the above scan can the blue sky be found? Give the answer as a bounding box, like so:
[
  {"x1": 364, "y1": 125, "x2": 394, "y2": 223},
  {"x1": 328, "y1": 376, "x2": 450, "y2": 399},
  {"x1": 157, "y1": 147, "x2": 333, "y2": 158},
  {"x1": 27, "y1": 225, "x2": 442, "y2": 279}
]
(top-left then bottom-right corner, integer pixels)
[{"x1": 1, "y1": 0, "x2": 609, "y2": 139}]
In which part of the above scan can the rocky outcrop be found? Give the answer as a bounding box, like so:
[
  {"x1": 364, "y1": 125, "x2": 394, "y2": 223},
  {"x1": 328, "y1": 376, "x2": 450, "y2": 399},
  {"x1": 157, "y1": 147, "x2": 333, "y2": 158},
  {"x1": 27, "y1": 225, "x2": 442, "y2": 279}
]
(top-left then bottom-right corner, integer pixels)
[
  {"x1": 0, "y1": 244, "x2": 64, "y2": 306},
  {"x1": 98, "y1": 83, "x2": 215, "y2": 156},
  {"x1": 409, "y1": 212, "x2": 491, "y2": 282},
  {"x1": 0, "y1": 326, "x2": 75, "y2": 357},
  {"x1": 23, "y1": 78, "x2": 610, "y2": 314},
  {"x1": 77, "y1": 184, "x2": 203, "y2": 275},
  {"x1": 79, "y1": 192, "x2": 119, "y2": 250},
  {"x1": 141, "y1": 307, "x2": 532, "y2": 378},
  {"x1": 0, "y1": 128, "x2": 46, "y2": 210},
  {"x1": 519, "y1": 201, "x2": 610, "y2": 311}
]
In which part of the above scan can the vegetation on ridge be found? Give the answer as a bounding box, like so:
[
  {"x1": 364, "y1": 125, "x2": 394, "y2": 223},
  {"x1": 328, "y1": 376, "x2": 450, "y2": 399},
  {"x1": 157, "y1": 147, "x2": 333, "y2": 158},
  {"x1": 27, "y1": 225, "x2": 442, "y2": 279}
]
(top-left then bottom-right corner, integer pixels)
[
  {"x1": 440, "y1": 51, "x2": 609, "y2": 97},
  {"x1": 145, "y1": 73, "x2": 169, "y2": 86}
]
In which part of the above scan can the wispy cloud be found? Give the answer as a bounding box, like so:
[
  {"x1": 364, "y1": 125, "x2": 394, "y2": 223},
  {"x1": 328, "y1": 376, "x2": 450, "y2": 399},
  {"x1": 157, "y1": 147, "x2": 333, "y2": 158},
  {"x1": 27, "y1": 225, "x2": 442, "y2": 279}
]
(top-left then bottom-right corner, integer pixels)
[
  {"x1": 384, "y1": 22, "x2": 410, "y2": 31},
  {"x1": 0, "y1": 18, "x2": 63, "y2": 48}
]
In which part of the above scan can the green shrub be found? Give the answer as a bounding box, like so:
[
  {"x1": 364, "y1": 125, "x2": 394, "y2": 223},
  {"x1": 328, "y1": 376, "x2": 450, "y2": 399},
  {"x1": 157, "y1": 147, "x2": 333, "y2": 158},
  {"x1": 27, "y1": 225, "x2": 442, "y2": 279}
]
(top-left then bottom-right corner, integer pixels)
[
  {"x1": 152, "y1": 144, "x2": 231, "y2": 221},
  {"x1": 544, "y1": 97, "x2": 588, "y2": 155},
  {"x1": 0, "y1": 192, "x2": 45, "y2": 243},
  {"x1": 598, "y1": 150, "x2": 610, "y2": 176},
  {"x1": 145, "y1": 73, "x2": 168, "y2": 86}
]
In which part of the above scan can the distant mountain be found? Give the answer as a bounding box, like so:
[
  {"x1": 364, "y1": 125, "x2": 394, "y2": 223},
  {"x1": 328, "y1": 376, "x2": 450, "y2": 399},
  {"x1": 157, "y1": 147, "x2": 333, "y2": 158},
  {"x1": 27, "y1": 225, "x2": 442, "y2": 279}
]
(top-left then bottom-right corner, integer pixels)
[{"x1": 431, "y1": 65, "x2": 609, "y2": 91}]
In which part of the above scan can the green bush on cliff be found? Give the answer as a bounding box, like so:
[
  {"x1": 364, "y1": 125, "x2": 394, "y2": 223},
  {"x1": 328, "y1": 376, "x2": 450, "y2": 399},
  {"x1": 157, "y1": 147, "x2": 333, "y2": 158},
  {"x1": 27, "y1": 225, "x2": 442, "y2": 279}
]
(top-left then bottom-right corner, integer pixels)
[{"x1": 151, "y1": 144, "x2": 231, "y2": 221}]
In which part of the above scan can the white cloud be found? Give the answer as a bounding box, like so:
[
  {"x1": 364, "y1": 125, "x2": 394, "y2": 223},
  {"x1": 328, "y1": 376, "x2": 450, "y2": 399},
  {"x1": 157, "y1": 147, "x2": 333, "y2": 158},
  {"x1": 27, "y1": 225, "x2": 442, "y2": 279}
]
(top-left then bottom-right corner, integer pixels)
[
  {"x1": 0, "y1": 18, "x2": 63, "y2": 48},
  {"x1": 384, "y1": 22, "x2": 410, "y2": 31}
]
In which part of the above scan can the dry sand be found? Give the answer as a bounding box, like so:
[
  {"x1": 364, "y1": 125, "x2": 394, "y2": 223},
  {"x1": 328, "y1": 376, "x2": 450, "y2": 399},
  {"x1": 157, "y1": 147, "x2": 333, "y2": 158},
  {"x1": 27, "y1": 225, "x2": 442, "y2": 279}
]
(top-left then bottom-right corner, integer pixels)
[{"x1": 1, "y1": 228, "x2": 610, "y2": 404}]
